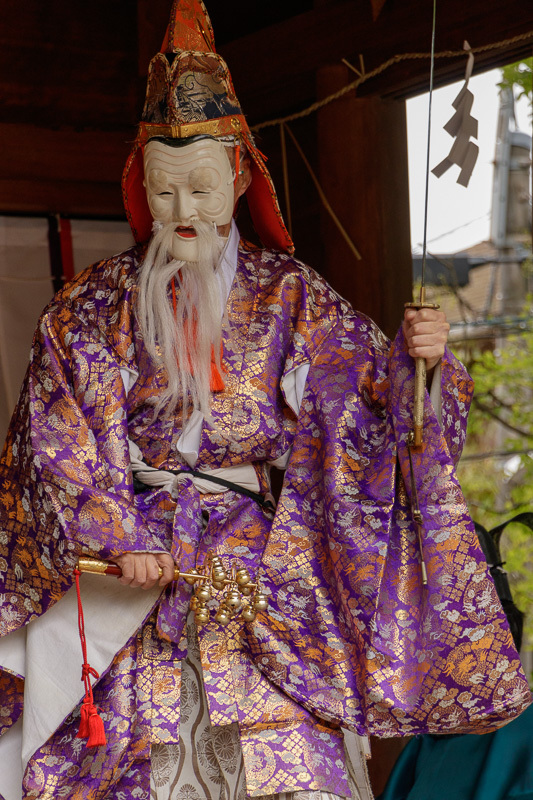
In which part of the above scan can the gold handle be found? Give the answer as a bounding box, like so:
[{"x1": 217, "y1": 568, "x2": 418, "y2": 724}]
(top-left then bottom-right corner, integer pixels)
[
  {"x1": 76, "y1": 554, "x2": 266, "y2": 627},
  {"x1": 413, "y1": 356, "x2": 426, "y2": 446}
]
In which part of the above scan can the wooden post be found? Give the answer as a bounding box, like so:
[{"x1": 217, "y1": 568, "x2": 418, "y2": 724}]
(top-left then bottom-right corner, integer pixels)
[{"x1": 316, "y1": 64, "x2": 412, "y2": 339}]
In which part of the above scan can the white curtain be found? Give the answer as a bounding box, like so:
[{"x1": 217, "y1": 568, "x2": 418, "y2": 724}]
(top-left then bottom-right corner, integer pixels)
[{"x1": 0, "y1": 216, "x2": 133, "y2": 443}]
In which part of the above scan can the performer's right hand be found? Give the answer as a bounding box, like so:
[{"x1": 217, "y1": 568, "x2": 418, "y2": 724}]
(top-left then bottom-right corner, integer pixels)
[{"x1": 113, "y1": 552, "x2": 175, "y2": 589}]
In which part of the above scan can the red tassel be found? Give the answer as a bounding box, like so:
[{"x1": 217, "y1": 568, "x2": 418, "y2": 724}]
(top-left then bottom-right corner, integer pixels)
[
  {"x1": 74, "y1": 568, "x2": 106, "y2": 748},
  {"x1": 170, "y1": 280, "x2": 226, "y2": 392},
  {"x1": 210, "y1": 366, "x2": 225, "y2": 392},
  {"x1": 87, "y1": 705, "x2": 107, "y2": 748},
  {"x1": 209, "y1": 342, "x2": 226, "y2": 393},
  {"x1": 76, "y1": 701, "x2": 90, "y2": 738}
]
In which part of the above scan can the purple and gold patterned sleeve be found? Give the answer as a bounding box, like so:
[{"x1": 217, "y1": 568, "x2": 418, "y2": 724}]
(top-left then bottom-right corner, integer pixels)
[
  {"x1": 438, "y1": 344, "x2": 475, "y2": 464},
  {"x1": 248, "y1": 313, "x2": 530, "y2": 737},
  {"x1": 0, "y1": 304, "x2": 166, "y2": 628}
]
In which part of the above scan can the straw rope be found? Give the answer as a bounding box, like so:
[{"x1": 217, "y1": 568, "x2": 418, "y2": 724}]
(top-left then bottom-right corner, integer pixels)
[
  {"x1": 251, "y1": 30, "x2": 533, "y2": 132},
  {"x1": 251, "y1": 29, "x2": 533, "y2": 262}
]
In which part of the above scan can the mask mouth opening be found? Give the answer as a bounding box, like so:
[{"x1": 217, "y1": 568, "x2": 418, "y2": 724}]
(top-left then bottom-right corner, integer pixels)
[{"x1": 175, "y1": 226, "x2": 198, "y2": 239}]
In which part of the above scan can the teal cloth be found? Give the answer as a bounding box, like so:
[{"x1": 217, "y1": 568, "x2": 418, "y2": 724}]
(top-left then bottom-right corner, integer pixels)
[{"x1": 378, "y1": 704, "x2": 533, "y2": 800}]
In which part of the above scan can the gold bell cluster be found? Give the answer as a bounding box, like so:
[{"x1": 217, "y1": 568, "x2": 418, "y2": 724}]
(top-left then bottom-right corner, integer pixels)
[
  {"x1": 76, "y1": 553, "x2": 268, "y2": 628},
  {"x1": 184, "y1": 551, "x2": 268, "y2": 626}
]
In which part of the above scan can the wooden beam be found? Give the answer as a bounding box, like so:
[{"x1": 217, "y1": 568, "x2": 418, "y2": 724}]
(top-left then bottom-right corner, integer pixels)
[
  {"x1": 0, "y1": 1, "x2": 139, "y2": 130},
  {"x1": 220, "y1": 0, "x2": 533, "y2": 123},
  {"x1": 0, "y1": 124, "x2": 131, "y2": 217},
  {"x1": 0, "y1": 179, "x2": 126, "y2": 218}
]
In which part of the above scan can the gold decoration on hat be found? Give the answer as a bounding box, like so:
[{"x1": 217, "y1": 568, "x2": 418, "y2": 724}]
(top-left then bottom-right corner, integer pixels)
[{"x1": 122, "y1": 0, "x2": 293, "y2": 254}]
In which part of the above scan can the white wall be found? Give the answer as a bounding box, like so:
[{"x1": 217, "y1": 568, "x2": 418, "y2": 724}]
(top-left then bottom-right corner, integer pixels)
[{"x1": 0, "y1": 217, "x2": 133, "y2": 443}]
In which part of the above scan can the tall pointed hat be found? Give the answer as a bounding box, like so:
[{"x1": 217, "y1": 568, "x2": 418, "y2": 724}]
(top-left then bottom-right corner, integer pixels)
[{"x1": 122, "y1": 0, "x2": 293, "y2": 253}]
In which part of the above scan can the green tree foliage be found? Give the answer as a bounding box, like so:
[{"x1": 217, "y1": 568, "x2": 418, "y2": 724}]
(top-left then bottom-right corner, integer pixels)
[
  {"x1": 498, "y1": 58, "x2": 532, "y2": 108},
  {"x1": 457, "y1": 325, "x2": 533, "y2": 645},
  {"x1": 454, "y1": 58, "x2": 533, "y2": 650}
]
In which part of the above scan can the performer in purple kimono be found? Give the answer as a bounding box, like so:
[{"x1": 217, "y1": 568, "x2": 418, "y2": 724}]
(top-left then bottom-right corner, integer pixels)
[{"x1": 0, "y1": 2, "x2": 530, "y2": 799}]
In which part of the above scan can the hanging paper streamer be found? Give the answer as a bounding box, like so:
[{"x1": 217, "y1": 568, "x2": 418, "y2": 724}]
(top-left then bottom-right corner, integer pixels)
[{"x1": 432, "y1": 41, "x2": 479, "y2": 187}]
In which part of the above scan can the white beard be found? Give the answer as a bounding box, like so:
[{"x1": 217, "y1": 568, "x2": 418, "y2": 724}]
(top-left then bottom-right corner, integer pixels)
[{"x1": 136, "y1": 219, "x2": 225, "y2": 425}]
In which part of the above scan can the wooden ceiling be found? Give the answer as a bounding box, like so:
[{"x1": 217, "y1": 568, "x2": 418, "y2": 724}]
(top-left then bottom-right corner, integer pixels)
[
  {"x1": 1, "y1": 0, "x2": 532, "y2": 217},
  {"x1": 3, "y1": 1, "x2": 533, "y2": 129},
  {"x1": 219, "y1": 0, "x2": 533, "y2": 121}
]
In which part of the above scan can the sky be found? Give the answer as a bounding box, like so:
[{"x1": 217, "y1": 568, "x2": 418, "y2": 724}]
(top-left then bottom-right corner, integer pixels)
[{"x1": 407, "y1": 67, "x2": 531, "y2": 255}]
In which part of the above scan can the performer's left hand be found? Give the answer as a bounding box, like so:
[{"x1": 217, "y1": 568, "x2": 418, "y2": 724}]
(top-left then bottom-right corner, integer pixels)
[{"x1": 403, "y1": 307, "x2": 450, "y2": 375}]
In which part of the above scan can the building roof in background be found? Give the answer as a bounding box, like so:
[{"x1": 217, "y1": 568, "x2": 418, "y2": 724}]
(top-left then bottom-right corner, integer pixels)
[{"x1": 420, "y1": 238, "x2": 531, "y2": 332}]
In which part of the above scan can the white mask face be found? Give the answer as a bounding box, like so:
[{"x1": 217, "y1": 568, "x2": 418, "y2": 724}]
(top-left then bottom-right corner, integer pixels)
[{"x1": 143, "y1": 138, "x2": 235, "y2": 262}]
